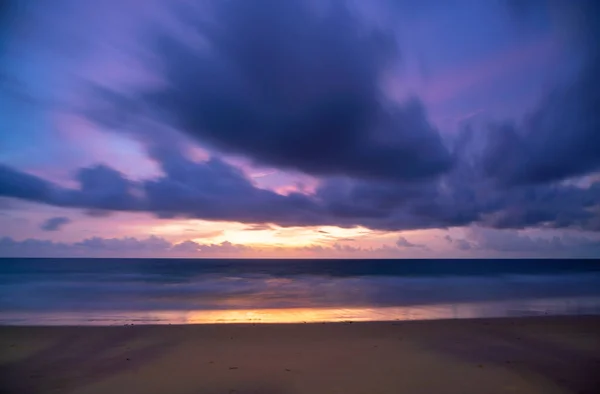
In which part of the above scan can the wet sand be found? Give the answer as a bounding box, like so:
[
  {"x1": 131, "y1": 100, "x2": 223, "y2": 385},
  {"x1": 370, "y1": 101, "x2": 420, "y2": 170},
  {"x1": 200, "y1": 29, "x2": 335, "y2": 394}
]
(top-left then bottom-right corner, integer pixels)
[{"x1": 1, "y1": 316, "x2": 599, "y2": 394}]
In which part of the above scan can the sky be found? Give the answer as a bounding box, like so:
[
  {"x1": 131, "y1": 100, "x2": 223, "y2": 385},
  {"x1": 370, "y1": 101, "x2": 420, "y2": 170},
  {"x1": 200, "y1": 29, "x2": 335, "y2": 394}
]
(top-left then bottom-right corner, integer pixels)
[{"x1": 1, "y1": 0, "x2": 599, "y2": 258}]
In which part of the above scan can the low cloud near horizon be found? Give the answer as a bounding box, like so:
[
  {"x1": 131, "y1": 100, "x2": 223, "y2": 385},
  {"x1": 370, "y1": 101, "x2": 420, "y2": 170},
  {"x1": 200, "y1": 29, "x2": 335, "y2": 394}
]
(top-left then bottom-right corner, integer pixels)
[{"x1": 1, "y1": 229, "x2": 599, "y2": 258}]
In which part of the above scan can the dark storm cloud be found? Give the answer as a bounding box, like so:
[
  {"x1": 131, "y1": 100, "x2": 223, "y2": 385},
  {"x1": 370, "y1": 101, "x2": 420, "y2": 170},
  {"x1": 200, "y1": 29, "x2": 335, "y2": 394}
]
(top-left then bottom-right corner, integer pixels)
[
  {"x1": 1, "y1": 150, "x2": 599, "y2": 231},
  {"x1": 143, "y1": 151, "x2": 326, "y2": 226},
  {"x1": 146, "y1": 0, "x2": 452, "y2": 182},
  {"x1": 310, "y1": 135, "x2": 600, "y2": 232},
  {"x1": 312, "y1": 173, "x2": 480, "y2": 230},
  {"x1": 0, "y1": 163, "x2": 139, "y2": 212},
  {"x1": 440, "y1": 135, "x2": 600, "y2": 231},
  {"x1": 481, "y1": 0, "x2": 600, "y2": 184},
  {"x1": 70, "y1": 165, "x2": 139, "y2": 210},
  {"x1": 83, "y1": 0, "x2": 600, "y2": 191},
  {"x1": 479, "y1": 183, "x2": 600, "y2": 231},
  {"x1": 0, "y1": 164, "x2": 57, "y2": 202},
  {"x1": 481, "y1": 63, "x2": 600, "y2": 184},
  {"x1": 0, "y1": 150, "x2": 327, "y2": 227},
  {"x1": 40, "y1": 216, "x2": 70, "y2": 231}
]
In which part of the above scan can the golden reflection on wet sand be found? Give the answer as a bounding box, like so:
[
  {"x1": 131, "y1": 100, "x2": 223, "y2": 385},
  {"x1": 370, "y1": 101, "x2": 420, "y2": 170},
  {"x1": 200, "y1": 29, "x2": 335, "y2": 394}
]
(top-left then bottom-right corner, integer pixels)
[
  {"x1": 181, "y1": 297, "x2": 598, "y2": 323},
  {"x1": 2, "y1": 296, "x2": 600, "y2": 325}
]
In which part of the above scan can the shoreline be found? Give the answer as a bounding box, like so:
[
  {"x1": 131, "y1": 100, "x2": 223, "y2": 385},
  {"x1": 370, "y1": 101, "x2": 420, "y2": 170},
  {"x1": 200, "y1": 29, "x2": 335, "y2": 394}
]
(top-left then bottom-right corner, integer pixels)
[
  {"x1": 1, "y1": 313, "x2": 599, "y2": 327},
  {"x1": 3, "y1": 294, "x2": 600, "y2": 326},
  {"x1": 2, "y1": 315, "x2": 600, "y2": 393}
]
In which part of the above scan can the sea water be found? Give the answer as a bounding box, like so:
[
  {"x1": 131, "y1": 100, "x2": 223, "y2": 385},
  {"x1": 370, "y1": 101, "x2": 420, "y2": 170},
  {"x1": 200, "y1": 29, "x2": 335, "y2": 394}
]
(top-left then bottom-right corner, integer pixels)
[{"x1": 1, "y1": 258, "x2": 599, "y2": 325}]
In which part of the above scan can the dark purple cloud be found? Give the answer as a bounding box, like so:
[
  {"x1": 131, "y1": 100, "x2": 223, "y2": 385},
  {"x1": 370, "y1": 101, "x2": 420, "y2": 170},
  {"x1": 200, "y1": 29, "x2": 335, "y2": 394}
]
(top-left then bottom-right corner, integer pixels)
[
  {"x1": 69, "y1": 165, "x2": 139, "y2": 211},
  {"x1": 143, "y1": 153, "x2": 325, "y2": 225},
  {"x1": 480, "y1": 0, "x2": 600, "y2": 184},
  {"x1": 1, "y1": 150, "x2": 599, "y2": 231},
  {"x1": 81, "y1": 0, "x2": 599, "y2": 190},
  {"x1": 40, "y1": 216, "x2": 70, "y2": 231},
  {"x1": 0, "y1": 163, "x2": 140, "y2": 213},
  {"x1": 0, "y1": 164, "x2": 56, "y2": 203},
  {"x1": 142, "y1": 0, "x2": 452, "y2": 182}
]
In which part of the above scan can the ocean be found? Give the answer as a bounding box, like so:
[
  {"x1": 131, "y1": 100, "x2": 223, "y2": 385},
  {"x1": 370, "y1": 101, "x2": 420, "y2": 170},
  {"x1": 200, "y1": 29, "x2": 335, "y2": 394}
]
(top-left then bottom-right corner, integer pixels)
[{"x1": 1, "y1": 258, "x2": 600, "y2": 325}]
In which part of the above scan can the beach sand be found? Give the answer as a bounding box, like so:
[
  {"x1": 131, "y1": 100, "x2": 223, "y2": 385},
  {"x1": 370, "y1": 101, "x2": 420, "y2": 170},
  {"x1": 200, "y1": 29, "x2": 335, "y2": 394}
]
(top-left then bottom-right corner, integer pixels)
[{"x1": 1, "y1": 316, "x2": 599, "y2": 394}]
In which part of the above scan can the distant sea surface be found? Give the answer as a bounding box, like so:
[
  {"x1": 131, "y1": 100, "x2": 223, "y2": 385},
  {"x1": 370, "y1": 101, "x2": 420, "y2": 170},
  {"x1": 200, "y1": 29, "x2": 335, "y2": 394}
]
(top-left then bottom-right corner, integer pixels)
[{"x1": 1, "y1": 258, "x2": 600, "y2": 325}]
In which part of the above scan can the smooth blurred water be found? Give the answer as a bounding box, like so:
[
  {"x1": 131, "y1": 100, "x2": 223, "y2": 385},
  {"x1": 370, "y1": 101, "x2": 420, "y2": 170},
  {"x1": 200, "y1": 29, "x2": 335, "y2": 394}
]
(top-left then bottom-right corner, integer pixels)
[{"x1": 1, "y1": 258, "x2": 600, "y2": 325}]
